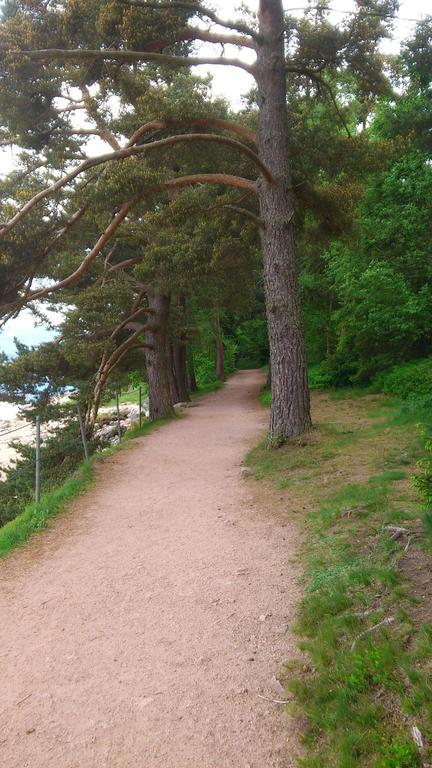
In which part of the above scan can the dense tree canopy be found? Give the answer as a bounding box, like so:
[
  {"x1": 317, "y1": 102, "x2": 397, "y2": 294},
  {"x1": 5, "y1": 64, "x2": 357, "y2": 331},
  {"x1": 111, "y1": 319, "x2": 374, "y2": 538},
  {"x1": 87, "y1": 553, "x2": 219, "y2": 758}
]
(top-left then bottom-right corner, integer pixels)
[{"x1": 0, "y1": 0, "x2": 408, "y2": 444}]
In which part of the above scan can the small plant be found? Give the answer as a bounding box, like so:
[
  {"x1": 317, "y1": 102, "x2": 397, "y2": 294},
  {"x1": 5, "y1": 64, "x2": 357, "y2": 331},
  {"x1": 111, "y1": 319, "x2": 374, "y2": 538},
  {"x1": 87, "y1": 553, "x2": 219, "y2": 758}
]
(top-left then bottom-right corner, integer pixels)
[
  {"x1": 412, "y1": 429, "x2": 432, "y2": 539},
  {"x1": 377, "y1": 736, "x2": 421, "y2": 767}
]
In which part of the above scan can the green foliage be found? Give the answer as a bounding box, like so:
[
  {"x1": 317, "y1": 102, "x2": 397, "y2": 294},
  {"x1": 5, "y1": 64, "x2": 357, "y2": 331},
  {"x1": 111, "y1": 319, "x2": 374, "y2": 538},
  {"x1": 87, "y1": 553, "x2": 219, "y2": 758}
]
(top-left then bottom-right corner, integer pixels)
[
  {"x1": 250, "y1": 394, "x2": 432, "y2": 766},
  {"x1": 300, "y1": 18, "x2": 432, "y2": 388},
  {"x1": 0, "y1": 416, "x2": 94, "y2": 528},
  {"x1": 373, "y1": 358, "x2": 432, "y2": 400},
  {"x1": 234, "y1": 316, "x2": 269, "y2": 369},
  {"x1": 413, "y1": 428, "x2": 432, "y2": 539},
  {"x1": 308, "y1": 364, "x2": 333, "y2": 390},
  {"x1": 0, "y1": 460, "x2": 93, "y2": 559}
]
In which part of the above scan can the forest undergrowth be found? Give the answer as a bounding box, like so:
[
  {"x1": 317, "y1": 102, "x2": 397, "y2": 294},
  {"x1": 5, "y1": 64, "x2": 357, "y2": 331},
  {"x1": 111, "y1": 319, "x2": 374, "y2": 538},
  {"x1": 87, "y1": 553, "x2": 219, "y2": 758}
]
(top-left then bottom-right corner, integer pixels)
[{"x1": 248, "y1": 389, "x2": 432, "y2": 767}]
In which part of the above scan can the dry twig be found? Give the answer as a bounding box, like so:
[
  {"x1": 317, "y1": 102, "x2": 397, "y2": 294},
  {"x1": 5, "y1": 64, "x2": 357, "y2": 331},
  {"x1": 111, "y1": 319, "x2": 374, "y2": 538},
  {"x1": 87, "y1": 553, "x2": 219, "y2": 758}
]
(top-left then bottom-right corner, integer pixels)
[
  {"x1": 257, "y1": 694, "x2": 291, "y2": 705},
  {"x1": 350, "y1": 617, "x2": 395, "y2": 652}
]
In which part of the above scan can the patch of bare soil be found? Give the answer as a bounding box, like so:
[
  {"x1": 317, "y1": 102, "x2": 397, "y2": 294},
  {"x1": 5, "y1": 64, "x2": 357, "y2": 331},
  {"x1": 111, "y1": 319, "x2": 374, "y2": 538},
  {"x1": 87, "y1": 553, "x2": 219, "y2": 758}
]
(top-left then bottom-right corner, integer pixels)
[
  {"x1": 0, "y1": 371, "x2": 302, "y2": 768},
  {"x1": 399, "y1": 543, "x2": 432, "y2": 625}
]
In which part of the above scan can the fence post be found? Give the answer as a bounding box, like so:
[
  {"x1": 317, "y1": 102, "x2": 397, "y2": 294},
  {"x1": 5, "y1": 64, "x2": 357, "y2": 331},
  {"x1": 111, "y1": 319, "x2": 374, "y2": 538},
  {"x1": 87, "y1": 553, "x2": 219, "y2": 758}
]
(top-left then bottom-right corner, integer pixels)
[
  {"x1": 35, "y1": 416, "x2": 41, "y2": 504},
  {"x1": 76, "y1": 404, "x2": 89, "y2": 461},
  {"x1": 139, "y1": 386, "x2": 142, "y2": 428},
  {"x1": 116, "y1": 392, "x2": 122, "y2": 443}
]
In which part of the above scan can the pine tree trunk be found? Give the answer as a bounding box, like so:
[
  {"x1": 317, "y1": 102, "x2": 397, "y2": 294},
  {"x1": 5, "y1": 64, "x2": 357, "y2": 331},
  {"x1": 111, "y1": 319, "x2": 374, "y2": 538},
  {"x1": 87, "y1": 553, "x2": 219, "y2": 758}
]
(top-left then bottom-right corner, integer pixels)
[
  {"x1": 187, "y1": 348, "x2": 198, "y2": 392},
  {"x1": 172, "y1": 343, "x2": 190, "y2": 402},
  {"x1": 144, "y1": 289, "x2": 175, "y2": 420},
  {"x1": 215, "y1": 312, "x2": 225, "y2": 380},
  {"x1": 172, "y1": 295, "x2": 190, "y2": 402},
  {"x1": 257, "y1": 0, "x2": 311, "y2": 444}
]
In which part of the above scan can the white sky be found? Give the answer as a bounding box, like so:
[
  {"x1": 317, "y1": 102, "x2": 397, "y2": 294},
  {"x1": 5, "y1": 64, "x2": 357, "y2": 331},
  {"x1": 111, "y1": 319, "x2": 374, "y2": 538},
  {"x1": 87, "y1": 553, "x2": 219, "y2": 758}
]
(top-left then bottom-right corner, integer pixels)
[
  {"x1": 202, "y1": 0, "x2": 432, "y2": 107},
  {"x1": 0, "y1": 0, "x2": 430, "y2": 356}
]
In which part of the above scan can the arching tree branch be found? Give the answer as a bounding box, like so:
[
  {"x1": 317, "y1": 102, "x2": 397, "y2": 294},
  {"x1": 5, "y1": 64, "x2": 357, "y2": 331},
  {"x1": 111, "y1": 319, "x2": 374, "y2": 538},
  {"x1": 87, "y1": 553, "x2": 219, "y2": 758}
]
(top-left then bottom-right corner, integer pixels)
[
  {"x1": 14, "y1": 48, "x2": 256, "y2": 75},
  {"x1": 9, "y1": 173, "x2": 256, "y2": 306},
  {"x1": 139, "y1": 26, "x2": 257, "y2": 50},
  {"x1": 117, "y1": 0, "x2": 259, "y2": 39},
  {"x1": 127, "y1": 118, "x2": 257, "y2": 147},
  {"x1": 0, "y1": 133, "x2": 267, "y2": 238},
  {"x1": 25, "y1": 203, "x2": 133, "y2": 302}
]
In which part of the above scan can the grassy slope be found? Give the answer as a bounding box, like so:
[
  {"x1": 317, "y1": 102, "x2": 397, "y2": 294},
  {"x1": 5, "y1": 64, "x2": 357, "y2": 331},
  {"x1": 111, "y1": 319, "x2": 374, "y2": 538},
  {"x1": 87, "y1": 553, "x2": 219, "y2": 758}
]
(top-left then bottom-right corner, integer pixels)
[
  {"x1": 102, "y1": 385, "x2": 148, "y2": 408},
  {"x1": 0, "y1": 379, "x2": 224, "y2": 559},
  {"x1": 249, "y1": 389, "x2": 432, "y2": 767}
]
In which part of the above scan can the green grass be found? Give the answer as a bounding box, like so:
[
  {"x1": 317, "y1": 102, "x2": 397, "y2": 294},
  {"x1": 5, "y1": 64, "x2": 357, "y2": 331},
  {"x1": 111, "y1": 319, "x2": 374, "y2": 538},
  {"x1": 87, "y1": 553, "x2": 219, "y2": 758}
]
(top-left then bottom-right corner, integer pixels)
[
  {"x1": 191, "y1": 379, "x2": 224, "y2": 397},
  {"x1": 102, "y1": 384, "x2": 148, "y2": 408},
  {"x1": 291, "y1": 464, "x2": 431, "y2": 767},
  {"x1": 259, "y1": 386, "x2": 271, "y2": 407},
  {"x1": 0, "y1": 414, "x2": 174, "y2": 559},
  {"x1": 250, "y1": 388, "x2": 432, "y2": 767},
  {"x1": 0, "y1": 460, "x2": 94, "y2": 558}
]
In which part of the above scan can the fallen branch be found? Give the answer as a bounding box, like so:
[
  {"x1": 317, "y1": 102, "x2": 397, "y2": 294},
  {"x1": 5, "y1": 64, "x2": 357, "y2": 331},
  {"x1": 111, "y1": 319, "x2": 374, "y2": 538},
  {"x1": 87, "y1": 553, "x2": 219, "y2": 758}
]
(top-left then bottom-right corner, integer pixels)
[
  {"x1": 350, "y1": 617, "x2": 395, "y2": 652},
  {"x1": 257, "y1": 694, "x2": 291, "y2": 705},
  {"x1": 384, "y1": 525, "x2": 409, "y2": 541},
  {"x1": 351, "y1": 608, "x2": 374, "y2": 619}
]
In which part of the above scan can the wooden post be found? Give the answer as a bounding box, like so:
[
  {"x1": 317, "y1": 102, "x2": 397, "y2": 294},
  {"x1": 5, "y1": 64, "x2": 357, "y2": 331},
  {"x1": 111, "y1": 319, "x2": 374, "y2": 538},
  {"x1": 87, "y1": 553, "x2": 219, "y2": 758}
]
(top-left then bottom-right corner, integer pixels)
[
  {"x1": 139, "y1": 386, "x2": 142, "y2": 428},
  {"x1": 35, "y1": 416, "x2": 41, "y2": 504},
  {"x1": 116, "y1": 392, "x2": 122, "y2": 443},
  {"x1": 76, "y1": 404, "x2": 89, "y2": 461}
]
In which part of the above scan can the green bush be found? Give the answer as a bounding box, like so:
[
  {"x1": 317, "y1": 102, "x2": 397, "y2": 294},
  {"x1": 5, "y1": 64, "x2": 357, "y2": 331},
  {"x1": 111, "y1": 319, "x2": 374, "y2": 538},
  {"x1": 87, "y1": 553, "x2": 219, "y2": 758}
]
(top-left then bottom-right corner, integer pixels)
[
  {"x1": 194, "y1": 335, "x2": 237, "y2": 387},
  {"x1": 235, "y1": 317, "x2": 268, "y2": 369},
  {"x1": 372, "y1": 357, "x2": 432, "y2": 399},
  {"x1": 308, "y1": 363, "x2": 333, "y2": 389},
  {"x1": 0, "y1": 419, "x2": 94, "y2": 528}
]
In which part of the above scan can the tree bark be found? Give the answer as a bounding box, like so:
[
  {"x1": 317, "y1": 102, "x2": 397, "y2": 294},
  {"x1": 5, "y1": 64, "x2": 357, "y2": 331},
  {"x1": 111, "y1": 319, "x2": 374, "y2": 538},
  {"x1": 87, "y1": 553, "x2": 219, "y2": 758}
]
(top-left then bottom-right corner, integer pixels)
[
  {"x1": 215, "y1": 312, "x2": 225, "y2": 380},
  {"x1": 144, "y1": 289, "x2": 175, "y2": 420},
  {"x1": 256, "y1": 0, "x2": 311, "y2": 444},
  {"x1": 187, "y1": 348, "x2": 198, "y2": 393},
  {"x1": 172, "y1": 343, "x2": 190, "y2": 402},
  {"x1": 172, "y1": 296, "x2": 190, "y2": 402}
]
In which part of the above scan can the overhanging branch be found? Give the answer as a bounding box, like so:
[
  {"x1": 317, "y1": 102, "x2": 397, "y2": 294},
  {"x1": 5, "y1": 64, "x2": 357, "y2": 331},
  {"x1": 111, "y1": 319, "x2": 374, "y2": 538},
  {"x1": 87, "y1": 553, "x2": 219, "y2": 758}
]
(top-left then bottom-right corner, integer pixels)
[
  {"x1": 14, "y1": 48, "x2": 255, "y2": 75},
  {"x1": 10, "y1": 173, "x2": 256, "y2": 306},
  {"x1": 0, "y1": 133, "x2": 268, "y2": 238},
  {"x1": 117, "y1": 0, "x2": 259, "y2": 39},
  {"x1": 128, "y1": 118, "x2": 257, "y2": 147}
]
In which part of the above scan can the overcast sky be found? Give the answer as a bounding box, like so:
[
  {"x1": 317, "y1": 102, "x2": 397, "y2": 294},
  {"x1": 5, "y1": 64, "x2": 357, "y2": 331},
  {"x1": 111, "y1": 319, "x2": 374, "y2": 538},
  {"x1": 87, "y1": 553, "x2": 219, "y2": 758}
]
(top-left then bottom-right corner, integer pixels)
[
  {"x1": 202, "y1": 0, "x2": 432, "y2": 106},
  {"x1": 0, "y1": 0, "x2": 430, "y2": 357}
]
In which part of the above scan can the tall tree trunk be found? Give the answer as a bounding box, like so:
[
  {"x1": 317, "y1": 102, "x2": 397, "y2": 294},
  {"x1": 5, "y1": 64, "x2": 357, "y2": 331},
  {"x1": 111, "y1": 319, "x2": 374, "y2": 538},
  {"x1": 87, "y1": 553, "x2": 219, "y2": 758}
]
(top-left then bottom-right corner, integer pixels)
[
  {"x1": 215, "y1": 312, "x2": 225, "y2": 380},
  {"x1": 144, "y1": 289, "x2": 175, "y2": 420},
  {"x1": 257, "y1": 0, "x2": 311, "y2": 444},
  {"x1": 172, "y1": 295, "x2": 190, "y2": 402},
  {"x1": 187, "y1": 348, "x2": 198, "y2": 393},
  {"x1": 172, "y1": 343, "x2": 190, "y2": 402}
]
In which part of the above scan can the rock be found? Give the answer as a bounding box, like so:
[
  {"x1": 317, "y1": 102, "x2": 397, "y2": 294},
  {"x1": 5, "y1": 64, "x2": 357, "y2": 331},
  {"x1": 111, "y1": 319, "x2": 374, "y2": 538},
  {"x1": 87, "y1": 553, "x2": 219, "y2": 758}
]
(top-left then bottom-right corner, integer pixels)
[
  {"x1": 271, "y1": 676, "x2": 286, "y2": 696},
  {"x1": 241, "y1": 466, "x2": 252, "y2": 478},
  {"x1": 412, "y1": 725, "x2": 424, "y2": 751}
]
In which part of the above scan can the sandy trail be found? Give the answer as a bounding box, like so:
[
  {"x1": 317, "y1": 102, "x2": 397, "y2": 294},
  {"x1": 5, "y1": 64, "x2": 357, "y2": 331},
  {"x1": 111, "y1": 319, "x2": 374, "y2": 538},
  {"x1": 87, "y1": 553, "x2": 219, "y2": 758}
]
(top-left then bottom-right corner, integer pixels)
[{"x1": 0, "y1": 370, "x2": 301, "y2": 768}]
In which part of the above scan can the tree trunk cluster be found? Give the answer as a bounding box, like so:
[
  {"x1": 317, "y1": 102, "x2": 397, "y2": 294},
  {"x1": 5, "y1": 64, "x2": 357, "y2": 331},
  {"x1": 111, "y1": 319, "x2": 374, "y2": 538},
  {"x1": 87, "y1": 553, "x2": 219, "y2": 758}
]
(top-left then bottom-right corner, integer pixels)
[{"x1": 144, "y1": 290, "x2": 224, "y2": 420}]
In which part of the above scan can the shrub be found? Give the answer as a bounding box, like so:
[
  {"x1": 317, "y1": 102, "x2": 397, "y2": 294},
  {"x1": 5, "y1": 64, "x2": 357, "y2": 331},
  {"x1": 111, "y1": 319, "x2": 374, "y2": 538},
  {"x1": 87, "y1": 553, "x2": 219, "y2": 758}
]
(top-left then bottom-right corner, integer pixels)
[
  {"x1": 0, "y1": 419, "x2": 94, "y2": 528},
  {"x1": 372, "y1": 357, "x2": 432, "y2": 399},
  {"x1": 308, "y1": 363, "x2": 333, "y2": 389}
]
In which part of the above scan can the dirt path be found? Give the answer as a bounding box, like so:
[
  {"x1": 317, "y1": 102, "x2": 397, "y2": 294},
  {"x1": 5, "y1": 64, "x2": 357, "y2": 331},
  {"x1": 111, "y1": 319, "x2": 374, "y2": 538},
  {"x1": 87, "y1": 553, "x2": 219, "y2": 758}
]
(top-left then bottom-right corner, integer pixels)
[{"x1": 0, "y1": 370, "x2": 301, "y2": 768}]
